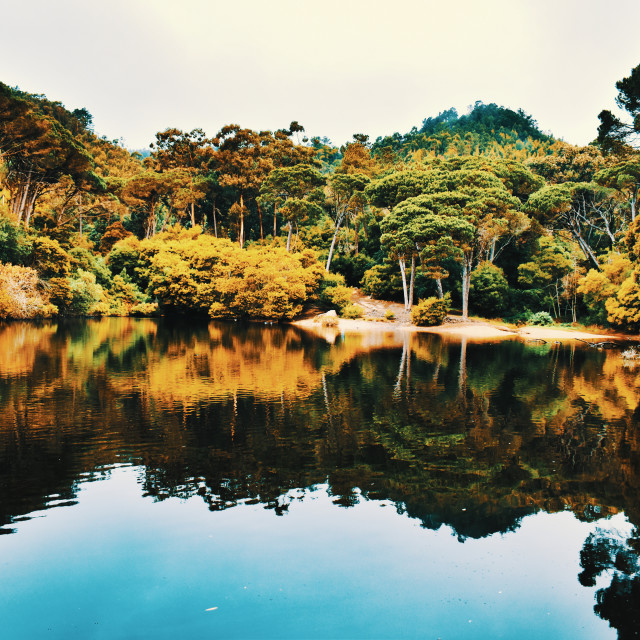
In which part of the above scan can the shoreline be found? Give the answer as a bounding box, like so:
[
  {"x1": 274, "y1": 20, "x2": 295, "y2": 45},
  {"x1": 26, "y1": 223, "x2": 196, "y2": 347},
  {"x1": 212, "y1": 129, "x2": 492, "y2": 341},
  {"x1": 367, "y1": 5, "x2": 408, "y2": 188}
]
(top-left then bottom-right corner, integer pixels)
[{"x1": 292, "y1": 315, "x2": 630, "y2": 343}]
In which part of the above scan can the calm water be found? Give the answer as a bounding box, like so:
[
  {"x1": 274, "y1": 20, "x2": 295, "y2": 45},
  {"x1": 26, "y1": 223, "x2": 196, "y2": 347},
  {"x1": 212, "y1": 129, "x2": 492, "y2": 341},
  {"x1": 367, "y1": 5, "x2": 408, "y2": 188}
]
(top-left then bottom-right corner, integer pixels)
[{"x1": 1, "y1": 318, "x2": 639, "y2": 639}]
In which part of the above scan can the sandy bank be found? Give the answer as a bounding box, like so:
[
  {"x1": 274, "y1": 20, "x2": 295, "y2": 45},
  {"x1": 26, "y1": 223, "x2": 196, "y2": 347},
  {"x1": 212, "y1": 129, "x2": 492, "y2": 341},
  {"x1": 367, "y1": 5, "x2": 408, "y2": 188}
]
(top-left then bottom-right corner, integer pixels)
[{"x1": 292, "y1": 315, "x2": 623, "y2": 343}]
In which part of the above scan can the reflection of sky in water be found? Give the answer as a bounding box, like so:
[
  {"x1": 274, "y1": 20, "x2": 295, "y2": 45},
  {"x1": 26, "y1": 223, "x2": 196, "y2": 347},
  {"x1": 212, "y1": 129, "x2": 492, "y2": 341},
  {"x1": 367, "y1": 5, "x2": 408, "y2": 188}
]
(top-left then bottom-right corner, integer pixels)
[{"x1": 0, "y1": 467, "x2": 619, "y2": 639}]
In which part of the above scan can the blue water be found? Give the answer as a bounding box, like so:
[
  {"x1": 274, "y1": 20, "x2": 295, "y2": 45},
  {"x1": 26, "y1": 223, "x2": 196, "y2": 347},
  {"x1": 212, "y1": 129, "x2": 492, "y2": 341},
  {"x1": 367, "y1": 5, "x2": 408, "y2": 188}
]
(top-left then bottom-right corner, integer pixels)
[
  {"x1": 1, "y1": 466, "x2": 620, "y2": 639},
  {"x1": 0, "y1": 318, "x2": 637, "y2": 638}
]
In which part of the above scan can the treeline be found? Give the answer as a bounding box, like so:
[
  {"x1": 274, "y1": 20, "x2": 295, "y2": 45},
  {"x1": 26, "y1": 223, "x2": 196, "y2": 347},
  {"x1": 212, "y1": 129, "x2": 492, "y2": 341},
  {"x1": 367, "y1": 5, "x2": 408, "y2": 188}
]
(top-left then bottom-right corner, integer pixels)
[{"x1": 2, "y1": 67, "x2": 640, "y2": 329}]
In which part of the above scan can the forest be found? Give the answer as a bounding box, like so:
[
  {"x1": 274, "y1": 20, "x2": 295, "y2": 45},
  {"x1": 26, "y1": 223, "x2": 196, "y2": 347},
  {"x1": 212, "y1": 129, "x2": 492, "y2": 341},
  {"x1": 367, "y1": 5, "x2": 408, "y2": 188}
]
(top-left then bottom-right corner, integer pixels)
[{"x1": 2, "y1": 64, "x2": 640, "y2": 330}]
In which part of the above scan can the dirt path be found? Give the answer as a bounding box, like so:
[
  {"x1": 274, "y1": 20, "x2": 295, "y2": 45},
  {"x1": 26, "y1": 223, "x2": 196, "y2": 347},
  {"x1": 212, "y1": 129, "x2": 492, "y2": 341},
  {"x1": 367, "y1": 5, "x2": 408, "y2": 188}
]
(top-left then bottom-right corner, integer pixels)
[{"x1": 350, "y1": 289, "x2": 411, "y2": 323}]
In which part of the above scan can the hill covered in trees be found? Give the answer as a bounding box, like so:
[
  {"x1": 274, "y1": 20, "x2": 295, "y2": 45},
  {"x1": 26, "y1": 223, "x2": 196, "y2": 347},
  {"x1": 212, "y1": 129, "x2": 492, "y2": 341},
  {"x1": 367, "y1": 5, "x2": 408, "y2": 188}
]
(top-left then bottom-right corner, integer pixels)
[
  {"x1": 2, "y1": 68, "x2": 640, "y2": 331},
  {"x1": 372, "y1": 101, "x2": 563, "y2": 164}
]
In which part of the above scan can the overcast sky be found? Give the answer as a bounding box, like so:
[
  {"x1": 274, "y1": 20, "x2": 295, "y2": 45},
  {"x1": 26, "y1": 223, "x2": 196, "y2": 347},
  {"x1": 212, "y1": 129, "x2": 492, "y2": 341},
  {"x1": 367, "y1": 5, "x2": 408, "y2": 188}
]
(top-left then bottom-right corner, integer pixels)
[{"x1": 3, "y1": 0, "x2": 640, "y2": 149}]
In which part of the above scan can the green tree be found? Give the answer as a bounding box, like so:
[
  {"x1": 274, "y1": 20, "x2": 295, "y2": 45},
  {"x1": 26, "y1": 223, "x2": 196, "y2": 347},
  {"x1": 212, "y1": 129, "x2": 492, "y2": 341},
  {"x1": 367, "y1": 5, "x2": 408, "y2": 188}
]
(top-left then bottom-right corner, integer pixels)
[
  {"x1": 259, "y1": 164, "x2": 325, "y2": 251},
  {"x1": 598, "y1": 63, "x2": 640, "y2": 153},
  {"x1": 469, "y1": 262, "x2": 509, "y2": 316},
  {"x1": 595, "y1": 160, "x2": 640, "y2": 222},
  {"x1": 325, "y1": 173, "x2": 370, "y2": 272},
  {"x1": 527, "y1": 182, "x2": 623, "y2": 270}
]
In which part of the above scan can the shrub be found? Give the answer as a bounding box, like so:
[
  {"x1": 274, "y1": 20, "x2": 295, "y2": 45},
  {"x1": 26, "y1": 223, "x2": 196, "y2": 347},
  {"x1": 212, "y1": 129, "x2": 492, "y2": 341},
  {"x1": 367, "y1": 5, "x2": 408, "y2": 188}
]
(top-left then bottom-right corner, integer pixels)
[
  {"x1": 47, "y1": 277, "x2": 74, "y2": 311},
  {"x1": 411, "y1": 297, "x2": 447, "y2": 326},
  {"x1": 330, "y1": 254, "x2": 375, "y2": 287},
  {"x1": 578, "y1": 253, "x2": 634, "y2": 325},
  {"x1": 0, "y1": 216, "x2": 31, "y2": 265},
  {"x1": 341, "y1": 304, "x2": 364, "y2": 319},
  {"x1": 319, "y1": 315, "x2": 338, "y2": 327},
  {"x1": 605, "y1": 273, "x2": 640, "y2": 331},
  {"x1": 68, "y1": 270, "x2": 110, "y2": 315},
  {"x1": 99, "y1": 220, "x2": 133, "y2": 255},
  {"x1": 362, "y1": 264, "x2": 401, "y2": 299},
  {"x1": 69, "y1": 247, "x2": 112, "y2": 287},
  {"x1": 30, "y1": 237, "x2": 71, "y2": 278},
  {"x1": 384, "y1": 309, "x2": 395, "y2": 321},
  {"x1": 469, "y1": 262, "x2": 509, "y2": 317},
  {"x1": 0, "y1": 263, "x2": 56, "y2": 319},
  {"x1": 528, "y1": 311, "x2": 554, "y2": 326},
  {"x1": 318, "y1": 272, "x2": 352, "y2": 312},
  {"x1": 130, "y1": 302, "x2": 158, "y2": 316}
]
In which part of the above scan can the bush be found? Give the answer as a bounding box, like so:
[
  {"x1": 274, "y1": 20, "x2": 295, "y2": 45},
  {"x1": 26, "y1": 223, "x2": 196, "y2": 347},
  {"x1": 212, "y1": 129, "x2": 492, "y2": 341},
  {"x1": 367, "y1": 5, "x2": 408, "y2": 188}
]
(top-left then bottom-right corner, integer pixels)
[
  {"x1": 362, "y1": 264, "x2": 400, "y2": 299},
  {"x1": 605, "y1": 273, "x2": 640, "y2": 331},
  {"x1": 341, "y1": 304, "x2": 364, "y2": 319},
  {"x1": 69, "y1": 247, "x2": 112, "y2": 287},
  {"x1": 30, "y1": 237, "x2": 71, "y2": 278},
  {"x1": 384, "y1": 309, "x2": 395, "y2": 321},
  {"x1": 469, "y1": 262, "x2": 509, "y2": 317},
  {"x1": 411, "y1": 297, "x2": 447, "y2": 326},
  {"x1": 528, "y1": 311, "x2": 554, "y2": 326},
  {"x1": 330, "y1": 254, "x2": 375, "y2": 287},
  {"x1": 318, "y1": 272, "x2": 352, "y2": 312},
  {"x1": 99, "y1": 220, "x2": 133, "y2": 255},
  {"x1": 319, "y1": 315, "x2": 338, "y2": 327},
  {"x1": 0, "y1": 263, "x2": 56, "y2": 319},
  {"x1": 68, "y1": 270, "x2": 109, "y2": 315},
  {"x1": 0, "y1": 216, "x2": 31, "y2": 265}
]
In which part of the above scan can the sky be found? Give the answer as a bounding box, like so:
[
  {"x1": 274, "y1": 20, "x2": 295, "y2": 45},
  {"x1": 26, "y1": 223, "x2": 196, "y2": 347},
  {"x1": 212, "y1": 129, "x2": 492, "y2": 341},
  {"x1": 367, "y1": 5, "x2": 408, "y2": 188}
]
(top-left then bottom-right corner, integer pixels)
[{"x1": 2, "y1": 0, "x2": 640, "y2": 150}]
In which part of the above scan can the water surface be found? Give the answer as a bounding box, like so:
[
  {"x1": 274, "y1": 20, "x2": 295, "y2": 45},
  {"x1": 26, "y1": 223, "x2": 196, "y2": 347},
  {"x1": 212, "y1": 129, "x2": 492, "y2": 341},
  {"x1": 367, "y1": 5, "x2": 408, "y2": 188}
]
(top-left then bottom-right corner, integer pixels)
[{"x1": 1, "y1": 318, "x2": 639, "y2": 638}]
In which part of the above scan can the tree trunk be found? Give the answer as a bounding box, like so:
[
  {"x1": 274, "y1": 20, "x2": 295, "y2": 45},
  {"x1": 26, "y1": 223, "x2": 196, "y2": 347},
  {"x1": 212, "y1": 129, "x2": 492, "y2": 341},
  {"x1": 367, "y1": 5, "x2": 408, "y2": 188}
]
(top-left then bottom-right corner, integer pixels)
[
  {"x1": 257, "y1": 201, "x2": 264, "y2": 240},
  {"x1": 239, "y1": 194, "x2": 244, "y2": 248},
  {"x1": 286, "y1": 222, "x2": 293, "y2": 252},
  {"x1": 436, "y1": 278, "x2": 444, "y2": 299},
  {"x1": 325, "y1": 211, "x2": 344, "y2": 272},
  {"x1": 16, "y1": 170, "x2": 32, "y2": 224},
  {"x1": 399, "y1": 257, "x2": 409, "y2": 311},
  {"x1": 573, "y1": 232, "x2": 600, "y2": 271},
  {"x1": 408, "y1": 254, "x2": 416, "y2": 310},
  {"x1": 24, "y1": 187, "x2": 39, "y2": 228},
  {"x1": 354, "y1": 217, "x2": 359, "y2": 255},
  {"x1": 461, "y1": 252, "x2": 472, "y2": 320},
  {"x1": 273, "y1": 202, "x2": 277, "y2": 239},
  {"x1": 190, "y1": 202, "x2": 196, "y2": 227},
  {"x1": 161, "y1": 205, "x2": 172, "y2": 233},
  {"x1": 212, "y1": 200, "x2": 218, "y2": 238}
]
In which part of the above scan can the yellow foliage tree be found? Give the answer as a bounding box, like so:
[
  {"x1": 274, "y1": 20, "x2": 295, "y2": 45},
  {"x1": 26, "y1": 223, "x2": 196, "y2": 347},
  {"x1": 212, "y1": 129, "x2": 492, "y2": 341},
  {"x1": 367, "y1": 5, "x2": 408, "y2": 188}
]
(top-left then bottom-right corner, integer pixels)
[
  {"x1": 0, "y1": 263, "x2": 56, "y2": 318},
  {"x1": 577, "y1": 252, "x2": 633, "y2": 324}
]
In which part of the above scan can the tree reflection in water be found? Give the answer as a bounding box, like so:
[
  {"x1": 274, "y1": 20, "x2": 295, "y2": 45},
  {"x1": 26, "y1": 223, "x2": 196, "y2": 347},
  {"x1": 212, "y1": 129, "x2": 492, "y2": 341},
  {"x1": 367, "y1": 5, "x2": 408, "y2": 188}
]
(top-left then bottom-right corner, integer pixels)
[
  {"x1": 579, "y1": 528, "x2": 640, "y2": 638},
  {"x1": 1, "y1": 318, "x2": 640, "y2": 547}
]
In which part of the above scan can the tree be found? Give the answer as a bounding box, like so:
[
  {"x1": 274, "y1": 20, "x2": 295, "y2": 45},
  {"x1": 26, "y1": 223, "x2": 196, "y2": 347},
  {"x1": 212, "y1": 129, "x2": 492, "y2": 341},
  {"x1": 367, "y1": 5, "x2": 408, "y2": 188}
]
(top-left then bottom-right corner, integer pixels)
[
  {"x1": 527, "y1": 182, "x2": 623, "y2": 270},
  {"x1": 469, "y1": 262, "x2": 509, "y2": 316},
  {"x1": 365, "y1": 170, "x2": 435, "y2": 210},
  {"x1": 212, "y1": 125, "x2": 316, "y2": 247},
  {"x1": 150, "y1": 128, "x2": 213, "y2": 227},
  {"x1": 527, "y1": 143, "x2": 610, "y2": 184},
  {"x1": 598, "y1": 63, "x2": 640, "y2": 153},
  {"x1": 378, "y1": 166, "x2": 522, "y2": 317},
  {"x1": 0, "y1": 83, "x2": 96, "y2": 227},
  {"x1": 337, "y1": 135, "x2": 378, "y2": 177},
  {"x1": 120, "y1": 170, "x2": 174, "y2": 238},
  {"x1": 325, "y1": 173, "x2": 370, "y2": 272},
  {"x1": 382, "y1": 192, "x2": 475, "y2": 310},
  {"x1": 259, "y1": 164, "x2": 325, "y2": 251},
  {"x1": 595, "y1": 160, "x2": 640, "y2": 222}
]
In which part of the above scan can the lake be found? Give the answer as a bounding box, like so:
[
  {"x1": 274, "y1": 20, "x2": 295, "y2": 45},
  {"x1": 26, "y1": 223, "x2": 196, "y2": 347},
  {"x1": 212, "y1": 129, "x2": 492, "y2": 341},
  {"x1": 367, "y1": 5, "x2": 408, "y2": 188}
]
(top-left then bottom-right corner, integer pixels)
[{"x1": 0, "y1": 318, "x2": 638, "y2": 639}]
